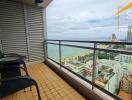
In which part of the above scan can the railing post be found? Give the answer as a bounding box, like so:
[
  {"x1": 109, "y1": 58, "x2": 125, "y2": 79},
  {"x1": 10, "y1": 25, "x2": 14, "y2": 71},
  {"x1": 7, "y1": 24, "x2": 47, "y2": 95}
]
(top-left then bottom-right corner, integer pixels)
[
  {"x1": 92, "y1": 43, "x2": 97, "y2": 90},
  {"x1": 59, "y1": 40, "x2": 62, "y2": 68},
  {"x1": 44, "y1": 40, "x2": 48, "y2": 61}
]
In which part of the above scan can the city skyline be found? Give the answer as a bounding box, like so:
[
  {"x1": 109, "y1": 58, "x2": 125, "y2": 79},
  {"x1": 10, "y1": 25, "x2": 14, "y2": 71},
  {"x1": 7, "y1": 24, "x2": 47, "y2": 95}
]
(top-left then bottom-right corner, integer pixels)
[{"x1": 47, "y1": 0, "x2": 132, "y2": 40}]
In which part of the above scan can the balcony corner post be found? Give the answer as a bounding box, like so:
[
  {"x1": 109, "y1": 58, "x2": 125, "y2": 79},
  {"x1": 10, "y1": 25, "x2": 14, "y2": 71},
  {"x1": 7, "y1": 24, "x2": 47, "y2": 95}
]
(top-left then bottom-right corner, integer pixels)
[
  {"x1": 92, "y1": 43, "x2": 97, "y2": 90},
  {"x1": 59, "y1": 40, "x2": 62, "y2": 68}
]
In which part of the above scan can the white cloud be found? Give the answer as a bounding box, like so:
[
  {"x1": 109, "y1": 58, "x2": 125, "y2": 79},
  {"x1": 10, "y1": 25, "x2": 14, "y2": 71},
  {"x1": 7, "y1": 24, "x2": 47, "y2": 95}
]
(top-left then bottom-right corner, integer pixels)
[{"x1": 47, "y1": 0, "x2": 132, "y2": 40}]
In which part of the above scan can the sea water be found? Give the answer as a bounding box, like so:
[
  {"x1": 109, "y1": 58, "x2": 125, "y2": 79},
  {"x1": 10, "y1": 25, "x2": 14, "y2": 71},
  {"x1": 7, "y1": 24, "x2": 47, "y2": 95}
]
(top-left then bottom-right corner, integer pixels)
[{"x1": 47, "y1": 42, "x2": 93, "y2": 62}]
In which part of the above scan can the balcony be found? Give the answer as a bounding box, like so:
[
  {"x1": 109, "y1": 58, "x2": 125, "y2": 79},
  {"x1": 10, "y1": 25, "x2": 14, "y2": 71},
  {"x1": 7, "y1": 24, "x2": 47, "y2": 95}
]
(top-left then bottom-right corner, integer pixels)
[
  {"x1": 46, "y1": 40, "x2": 132, "y2": 100},
  {"x1": 0, "y1": 0, "x2": 132, "y2": 100},
  {"x1": 1, "y1": 40, "x2": 132, "y2": 100},
  {"x1": 1, "y1": 63, "x2": 85, "y2": 100}
]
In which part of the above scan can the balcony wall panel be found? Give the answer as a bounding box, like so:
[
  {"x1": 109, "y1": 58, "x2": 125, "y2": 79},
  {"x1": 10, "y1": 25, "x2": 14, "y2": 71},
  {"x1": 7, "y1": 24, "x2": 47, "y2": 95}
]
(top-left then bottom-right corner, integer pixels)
[
  {"x1": 0, "y1": 0, "x2": 28, "y2": 60},
  {"x1": 24, "y1": 5, "x2": 44, "y2": 62},
  {"x1": 0, "y1": 0, "x2": 45, "y2": 62}
]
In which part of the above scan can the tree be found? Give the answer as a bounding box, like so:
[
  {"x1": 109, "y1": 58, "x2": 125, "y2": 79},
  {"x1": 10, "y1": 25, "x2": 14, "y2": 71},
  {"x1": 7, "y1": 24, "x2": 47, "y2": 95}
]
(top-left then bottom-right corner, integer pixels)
[
  {"x1": 113, "y1": 44, "x2": 126, "y2": 49},
  {"x1": 97, "y1": 51, "x2": 116, "y2": 60}
]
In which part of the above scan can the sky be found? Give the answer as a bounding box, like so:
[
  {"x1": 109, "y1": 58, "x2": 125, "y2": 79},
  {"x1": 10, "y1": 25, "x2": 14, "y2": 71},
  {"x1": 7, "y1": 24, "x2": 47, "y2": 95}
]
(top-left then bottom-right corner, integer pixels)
[{"x1": 47, "y1": 0, "x2": 132, "y2": 40}]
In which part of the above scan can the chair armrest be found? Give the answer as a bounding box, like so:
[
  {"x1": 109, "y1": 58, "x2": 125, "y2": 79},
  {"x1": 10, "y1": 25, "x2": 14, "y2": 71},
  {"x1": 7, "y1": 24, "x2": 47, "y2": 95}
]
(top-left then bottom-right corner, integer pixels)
[
  {"x1": 3, "y1": 54, "x2": 25, "y2": 58},
  {"x1": 3, "y1": 53, "x2": 19, "y2": 56},
  {"x1": 1, "y1": 65, "x2": 24, "y2": 70}
]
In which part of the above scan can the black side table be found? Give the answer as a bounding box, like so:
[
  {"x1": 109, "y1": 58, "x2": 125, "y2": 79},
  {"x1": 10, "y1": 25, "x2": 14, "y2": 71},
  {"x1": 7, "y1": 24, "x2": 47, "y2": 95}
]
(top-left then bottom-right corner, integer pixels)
[{"x1": 0, "y1": 56, "x2": 28, "y2": 79}]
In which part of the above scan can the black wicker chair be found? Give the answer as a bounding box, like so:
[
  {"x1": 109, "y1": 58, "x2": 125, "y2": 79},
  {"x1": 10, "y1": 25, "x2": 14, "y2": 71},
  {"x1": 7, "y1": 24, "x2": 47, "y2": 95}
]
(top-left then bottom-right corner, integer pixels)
[
  {"x1": 0, "y1": 64, "x2": 41, "y2": 99},
  {"x1": 0, "y1": 76, "x2": 41, "y2": 100}
]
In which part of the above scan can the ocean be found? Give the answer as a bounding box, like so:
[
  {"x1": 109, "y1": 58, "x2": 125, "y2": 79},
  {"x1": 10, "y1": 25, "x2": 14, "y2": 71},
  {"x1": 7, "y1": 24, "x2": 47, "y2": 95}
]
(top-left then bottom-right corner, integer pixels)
[
  {"x1": 47, "y1": 38, "x2": 112, "y2": 62},
  {"x1": 47, "y1": 43, "x2": 93, "y2": 62}
]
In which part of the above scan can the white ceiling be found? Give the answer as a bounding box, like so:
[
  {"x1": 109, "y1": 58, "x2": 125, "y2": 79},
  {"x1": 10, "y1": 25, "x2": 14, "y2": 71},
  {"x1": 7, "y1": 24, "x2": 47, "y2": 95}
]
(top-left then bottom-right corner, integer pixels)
[{"x1": 14, "y1": 0, "x2": 52, "y2": 8}]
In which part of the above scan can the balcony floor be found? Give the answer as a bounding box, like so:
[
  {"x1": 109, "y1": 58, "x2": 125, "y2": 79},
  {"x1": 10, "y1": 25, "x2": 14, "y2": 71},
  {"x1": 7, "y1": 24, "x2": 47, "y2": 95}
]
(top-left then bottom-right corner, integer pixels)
[{"x1": 1, "y1": 63, "x2": 86, "y2": 100}]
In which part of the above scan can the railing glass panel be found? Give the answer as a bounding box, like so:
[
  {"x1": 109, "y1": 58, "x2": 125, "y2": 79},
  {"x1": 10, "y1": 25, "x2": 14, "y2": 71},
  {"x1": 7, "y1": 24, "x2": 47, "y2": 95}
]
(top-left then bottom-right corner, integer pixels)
[
  {"x1": 46, "y1": 40, "x2": 132, "y2": 100},
  {"x1": 95, "y1": 51, "x2": 132, "y2": 96},
  {"x1": 47, "y1": 44, "x2": 59, "y2": 63},
  {"x1": 61, "y1": 45, "x2": 93, "y2": 81}
]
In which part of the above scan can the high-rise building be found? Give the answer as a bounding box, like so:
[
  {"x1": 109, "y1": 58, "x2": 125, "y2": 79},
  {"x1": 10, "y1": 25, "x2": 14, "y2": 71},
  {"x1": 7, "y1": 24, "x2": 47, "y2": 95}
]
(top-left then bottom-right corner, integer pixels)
[
  {"x1": 111, "y1": 33, "x2": 117, "y2": 42},
  {"x1": 127, "y1": 26, "x2": 132, "y2": 48},
  {"x1": 127, "y1": 26, "x2": 132, "y2": 42},
  {"x1": 126, "y1": 25, "x2": 132, "y2": 48}
]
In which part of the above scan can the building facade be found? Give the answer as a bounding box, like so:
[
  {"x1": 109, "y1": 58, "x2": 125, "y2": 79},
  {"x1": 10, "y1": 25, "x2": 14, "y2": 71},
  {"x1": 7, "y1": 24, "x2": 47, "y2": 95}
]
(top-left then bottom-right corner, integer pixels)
[{"x1": 115, "y1": 54, "x2": 132, "y2": 64}]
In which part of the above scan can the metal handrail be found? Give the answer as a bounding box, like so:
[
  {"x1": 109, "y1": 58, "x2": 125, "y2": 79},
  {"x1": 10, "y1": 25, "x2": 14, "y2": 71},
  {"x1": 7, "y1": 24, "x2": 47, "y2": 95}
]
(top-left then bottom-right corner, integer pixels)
[
  {"x1": 46, "y1": 39, "x2": 132, "y2": 45},
  {"x1": 45, "y1": 39, "x2": 132, "y2": 100},
  {"x1": 47, "y1": 41, "x2": 132, "y2": 55}
]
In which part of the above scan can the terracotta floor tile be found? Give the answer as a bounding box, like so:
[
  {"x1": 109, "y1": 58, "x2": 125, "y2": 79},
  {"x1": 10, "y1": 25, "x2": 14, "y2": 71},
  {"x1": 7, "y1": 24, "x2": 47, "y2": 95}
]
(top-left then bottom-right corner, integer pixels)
[{"x1": 1, "y1": 63, "x2": 85, "y2": 100}]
